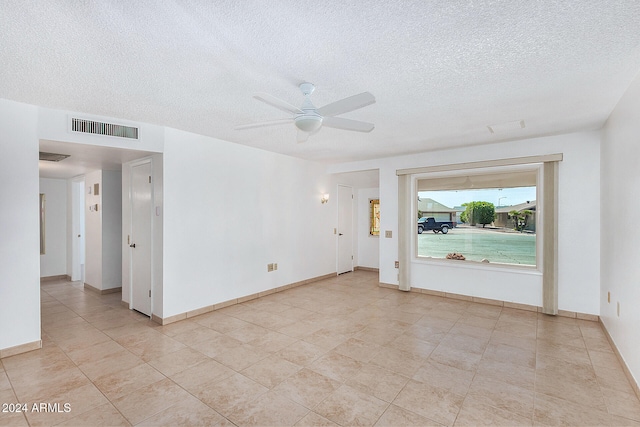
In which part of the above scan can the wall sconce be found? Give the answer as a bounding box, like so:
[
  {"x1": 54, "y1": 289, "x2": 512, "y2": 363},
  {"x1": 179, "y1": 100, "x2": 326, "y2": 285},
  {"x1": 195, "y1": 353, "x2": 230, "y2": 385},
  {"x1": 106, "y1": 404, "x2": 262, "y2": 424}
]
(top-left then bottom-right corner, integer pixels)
[{"x1": 321, "y1": 194, "x2": 330, "y2": 204}]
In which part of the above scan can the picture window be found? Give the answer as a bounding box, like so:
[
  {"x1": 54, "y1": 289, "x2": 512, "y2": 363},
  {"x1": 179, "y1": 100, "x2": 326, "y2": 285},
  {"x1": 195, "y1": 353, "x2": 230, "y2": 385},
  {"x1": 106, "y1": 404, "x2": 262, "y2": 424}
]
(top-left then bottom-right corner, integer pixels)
[{"x1": 415, "y1": 167, "x2": 539, "y2": 267}]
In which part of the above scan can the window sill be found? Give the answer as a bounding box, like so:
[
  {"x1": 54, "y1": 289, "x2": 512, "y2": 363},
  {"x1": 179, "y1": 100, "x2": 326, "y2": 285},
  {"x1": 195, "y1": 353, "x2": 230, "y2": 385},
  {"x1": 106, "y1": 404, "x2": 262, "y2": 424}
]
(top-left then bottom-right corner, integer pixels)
[{"x1": 413, "y1": 256, "x2": 542, "y2": 276}]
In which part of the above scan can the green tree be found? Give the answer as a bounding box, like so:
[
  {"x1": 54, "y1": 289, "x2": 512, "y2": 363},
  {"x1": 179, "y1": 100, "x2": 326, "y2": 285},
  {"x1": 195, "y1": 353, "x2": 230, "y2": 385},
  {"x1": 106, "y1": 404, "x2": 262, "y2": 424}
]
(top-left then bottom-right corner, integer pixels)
[
  {"x1": 459, "y1": 203, "x2": 469, "y2": 223},
  {"x1": 464, "y1": 201, "x2": 496, "y2": 227}
]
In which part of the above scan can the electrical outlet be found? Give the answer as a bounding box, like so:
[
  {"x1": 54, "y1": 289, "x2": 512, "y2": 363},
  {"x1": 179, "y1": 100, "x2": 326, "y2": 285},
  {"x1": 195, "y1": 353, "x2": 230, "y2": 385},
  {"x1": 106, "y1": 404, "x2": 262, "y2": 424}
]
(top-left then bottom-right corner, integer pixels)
[
  {"x1": 395, "y1": 261, "x2": 399, "y2": 268},
  {"x1": 385, "y1": 230, "x2": 392, "y2": 238},
  {"x1": 267, "y1": 263, "x2": 273, "y2": 272},
  {"x1": 273, "y1": 263, "x2": 278, "y2": 271}
]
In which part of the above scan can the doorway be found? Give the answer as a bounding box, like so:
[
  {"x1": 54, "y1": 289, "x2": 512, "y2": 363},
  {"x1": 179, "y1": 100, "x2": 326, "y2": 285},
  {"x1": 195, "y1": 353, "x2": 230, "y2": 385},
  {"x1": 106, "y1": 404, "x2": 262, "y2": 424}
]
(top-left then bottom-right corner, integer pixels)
[{"x1": 337, "y1": 184, "x2": 354, "y2": 274}]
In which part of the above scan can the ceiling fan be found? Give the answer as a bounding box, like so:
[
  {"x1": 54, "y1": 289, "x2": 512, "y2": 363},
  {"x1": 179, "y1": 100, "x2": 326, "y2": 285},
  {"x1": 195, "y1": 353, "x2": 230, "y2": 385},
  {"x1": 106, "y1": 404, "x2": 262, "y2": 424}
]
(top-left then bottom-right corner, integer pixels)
[{"x1": 235, "y1": 82, "x2": 376, "y2": 143}]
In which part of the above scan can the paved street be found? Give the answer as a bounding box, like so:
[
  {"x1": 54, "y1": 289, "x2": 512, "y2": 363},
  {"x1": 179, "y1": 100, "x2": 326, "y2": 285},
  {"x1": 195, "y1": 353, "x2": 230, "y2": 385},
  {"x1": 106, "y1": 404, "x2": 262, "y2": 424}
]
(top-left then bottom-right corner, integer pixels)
[{"x1": 417, "y1": 226, "x2": 536, "y2": 265}]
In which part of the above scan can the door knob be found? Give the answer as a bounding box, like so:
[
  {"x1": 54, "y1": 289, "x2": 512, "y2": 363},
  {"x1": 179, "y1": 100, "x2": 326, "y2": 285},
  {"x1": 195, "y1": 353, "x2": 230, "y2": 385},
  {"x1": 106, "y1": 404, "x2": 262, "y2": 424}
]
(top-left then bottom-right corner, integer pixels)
[{"x1": 130, "y1": 243, "x2": 136, "y2": 248}]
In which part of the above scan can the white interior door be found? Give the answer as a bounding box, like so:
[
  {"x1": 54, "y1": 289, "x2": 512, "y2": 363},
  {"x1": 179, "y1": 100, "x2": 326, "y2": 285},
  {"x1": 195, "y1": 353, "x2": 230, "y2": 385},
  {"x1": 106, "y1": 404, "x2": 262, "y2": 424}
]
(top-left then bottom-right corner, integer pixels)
[
  {"x1": 71, "y1": 178, "x2": 85, "y2": 282},
  {"x1": 130, "y1": 162, "x2": 152, "y2": 316},
  {"x1": 337, "y1": 185, "x2": 354, "y2": 274}
]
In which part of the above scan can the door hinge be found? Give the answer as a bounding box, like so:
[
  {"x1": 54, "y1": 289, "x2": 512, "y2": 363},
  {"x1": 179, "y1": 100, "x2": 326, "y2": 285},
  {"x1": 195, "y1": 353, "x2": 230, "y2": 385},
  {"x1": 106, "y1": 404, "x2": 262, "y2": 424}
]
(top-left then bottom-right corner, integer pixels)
[
  {"x1": 148, "y1": 290, "x2": 151, "y2": 297},
  {"x1": 148, "y1": 176, "x2": 151, "y2": 183}
]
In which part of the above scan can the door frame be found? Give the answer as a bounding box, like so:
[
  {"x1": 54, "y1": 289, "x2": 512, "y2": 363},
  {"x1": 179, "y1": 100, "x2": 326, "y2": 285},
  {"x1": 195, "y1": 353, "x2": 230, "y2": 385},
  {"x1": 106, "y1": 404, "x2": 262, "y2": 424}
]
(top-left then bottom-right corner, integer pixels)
[{"x1": 128, "y1": 157, "x2": 154, "y2": 316}]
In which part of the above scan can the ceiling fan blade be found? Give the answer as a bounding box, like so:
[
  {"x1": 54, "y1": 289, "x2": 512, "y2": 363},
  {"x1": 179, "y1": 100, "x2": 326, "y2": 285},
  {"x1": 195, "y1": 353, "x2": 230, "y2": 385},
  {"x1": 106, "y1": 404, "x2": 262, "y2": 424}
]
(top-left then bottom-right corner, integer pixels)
[
  {"x1": 322, "y1": 116, "x2": 374, "y2": 132},
  {"x1": 235, "y1": 118, "x2": 292, "y2": 130},
  {"x1": 316, "y1": 92, "x2": 375, "y2": 117},
  {"x1": 253, "y1": 93, "x2": 303, "y2": 115}
]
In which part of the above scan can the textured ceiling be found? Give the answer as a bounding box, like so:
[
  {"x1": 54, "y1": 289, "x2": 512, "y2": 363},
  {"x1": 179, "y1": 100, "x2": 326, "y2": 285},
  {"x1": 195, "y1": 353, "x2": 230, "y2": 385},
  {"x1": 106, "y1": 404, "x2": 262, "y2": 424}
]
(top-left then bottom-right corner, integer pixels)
[{"x1": 2, "y1": 1, "x2": 640, "y2": 164}]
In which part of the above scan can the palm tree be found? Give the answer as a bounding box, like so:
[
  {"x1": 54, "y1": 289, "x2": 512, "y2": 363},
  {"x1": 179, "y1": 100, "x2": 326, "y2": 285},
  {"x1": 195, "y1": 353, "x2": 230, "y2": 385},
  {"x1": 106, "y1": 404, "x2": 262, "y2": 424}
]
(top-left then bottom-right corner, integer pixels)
[{"x1": 509, "y1": 209, "x2": 533, "y2": 232}]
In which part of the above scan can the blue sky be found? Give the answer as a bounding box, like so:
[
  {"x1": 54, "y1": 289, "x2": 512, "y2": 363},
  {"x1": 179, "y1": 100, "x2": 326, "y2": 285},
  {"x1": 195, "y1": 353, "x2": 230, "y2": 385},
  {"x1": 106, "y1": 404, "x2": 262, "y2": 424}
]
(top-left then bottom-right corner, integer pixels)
[{"x1": 419, "y1": 186, "x2": 537, "y2": 209}]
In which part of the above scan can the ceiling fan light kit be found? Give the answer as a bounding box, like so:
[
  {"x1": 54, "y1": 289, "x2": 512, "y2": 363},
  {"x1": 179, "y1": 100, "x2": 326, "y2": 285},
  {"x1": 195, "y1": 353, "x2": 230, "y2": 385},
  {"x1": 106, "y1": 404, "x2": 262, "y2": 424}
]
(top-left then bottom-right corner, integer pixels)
[
  {"x1": 295, "y1": 115, "x2": 323, "y2": 132},
  {"x1": 236, "y1": 82, "x2": 375, "y2": 142}
]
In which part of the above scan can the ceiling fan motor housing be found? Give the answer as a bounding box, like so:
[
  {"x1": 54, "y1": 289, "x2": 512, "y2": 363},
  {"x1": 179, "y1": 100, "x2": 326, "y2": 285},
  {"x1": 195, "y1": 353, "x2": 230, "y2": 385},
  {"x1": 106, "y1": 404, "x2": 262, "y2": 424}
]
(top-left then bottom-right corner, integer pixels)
[{"x1": 295, "y1": 83, "x2": 322, "y2": 132}]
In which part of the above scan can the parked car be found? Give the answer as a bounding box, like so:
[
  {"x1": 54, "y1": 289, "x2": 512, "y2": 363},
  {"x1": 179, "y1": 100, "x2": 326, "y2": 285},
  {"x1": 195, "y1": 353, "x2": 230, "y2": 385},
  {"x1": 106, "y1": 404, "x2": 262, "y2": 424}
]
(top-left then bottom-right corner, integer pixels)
[{"x1": 418, "y1": 217, "x2": 454, "y2": 234}]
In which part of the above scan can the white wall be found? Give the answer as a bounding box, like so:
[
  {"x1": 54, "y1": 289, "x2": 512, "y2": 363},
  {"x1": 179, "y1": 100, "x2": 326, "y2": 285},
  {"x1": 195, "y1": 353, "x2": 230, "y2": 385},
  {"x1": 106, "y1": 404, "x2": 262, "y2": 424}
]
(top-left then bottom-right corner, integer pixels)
[
  {"x1": 0, "y1": 99, "x2": 41, "y2": 351},
  {"x1": 601, "y1": 71, "x2": 640, "y2": 386},
  {"x1": 102, "y1": 171, "x2": 122, "y2": 290},
  {"x1": 84, "y1": 170, "x2": 122, "y2": 291},
  {"x1": 39, "y1": 178, "x2": 68, "y2": 278},
  {"x1": 152, "y1": 154, "x2": 164, "y2": 314},
  {"x1": 84, "y1": 170, "x2": 103, "y2": 289},
  {"x1": 162, "y1": 128, "x2": 337, "y2": 318},
  {"x1": 357, "y1": 188, "x2": 380, "y2": 269},
  {"x1": 330, "y1": 131, "x2": 601, "y2": 314}
]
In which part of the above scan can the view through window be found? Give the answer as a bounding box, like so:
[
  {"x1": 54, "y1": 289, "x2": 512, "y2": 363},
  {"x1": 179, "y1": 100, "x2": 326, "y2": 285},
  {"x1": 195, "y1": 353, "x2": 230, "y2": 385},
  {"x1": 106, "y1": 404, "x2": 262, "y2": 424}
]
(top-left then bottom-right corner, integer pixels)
[
  {"x1": 370, "y1": 199, "x2": 380, "y2": 236},
  {"x1": 417, "y1": 174, "x2": 537, "y2": 266}
]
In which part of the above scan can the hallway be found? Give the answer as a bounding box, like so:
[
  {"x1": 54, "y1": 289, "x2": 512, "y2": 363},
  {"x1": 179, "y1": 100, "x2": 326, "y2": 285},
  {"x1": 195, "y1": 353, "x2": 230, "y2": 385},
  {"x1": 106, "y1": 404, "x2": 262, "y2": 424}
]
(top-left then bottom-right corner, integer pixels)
[{"x1": 1, "y1": 271, "x2": 639, "y2": 426}]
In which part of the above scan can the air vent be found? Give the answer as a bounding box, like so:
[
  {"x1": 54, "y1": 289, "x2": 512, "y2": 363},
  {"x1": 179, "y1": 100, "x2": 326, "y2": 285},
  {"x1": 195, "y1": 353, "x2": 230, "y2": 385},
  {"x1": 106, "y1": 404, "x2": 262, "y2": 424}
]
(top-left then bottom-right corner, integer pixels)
[
  {"x1": 39, "y1": 152, "x2": 70, "y2": 162},
  {"x1": 71, "y1": 117, "x2": 139, "y2": 139},
  {"x1": 487, "y1": 120, "x2": 525, "y2": 134}
]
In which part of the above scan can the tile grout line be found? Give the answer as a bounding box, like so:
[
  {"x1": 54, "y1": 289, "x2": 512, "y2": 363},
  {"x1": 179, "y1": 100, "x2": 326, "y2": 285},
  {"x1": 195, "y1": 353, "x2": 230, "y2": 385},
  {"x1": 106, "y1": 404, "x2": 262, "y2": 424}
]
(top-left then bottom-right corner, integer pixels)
[{"x1": 6, "y1": 272, "x2": 637, "y2": 426}]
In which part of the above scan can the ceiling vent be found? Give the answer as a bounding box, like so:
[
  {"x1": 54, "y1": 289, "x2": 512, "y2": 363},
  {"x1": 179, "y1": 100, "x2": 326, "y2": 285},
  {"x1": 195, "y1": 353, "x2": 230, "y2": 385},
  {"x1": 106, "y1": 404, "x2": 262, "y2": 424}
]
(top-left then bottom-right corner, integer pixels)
[
  {"x1": 487, "y1": 120, "x2": 525, "y2": 134},
  {"x1": 71, "y1": 117, "x2": 139, "y2": 140},
  {"x1": 39, "y1": 152, "x2": 70, "y2": 162}
]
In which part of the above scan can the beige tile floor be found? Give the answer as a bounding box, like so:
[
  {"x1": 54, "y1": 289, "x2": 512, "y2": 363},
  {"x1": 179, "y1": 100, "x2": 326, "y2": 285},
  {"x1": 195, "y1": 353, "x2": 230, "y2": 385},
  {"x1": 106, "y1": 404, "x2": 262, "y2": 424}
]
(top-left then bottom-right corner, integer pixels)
[{"x1": 2, "y1": 270, "x2": 640, "y2": 426}]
